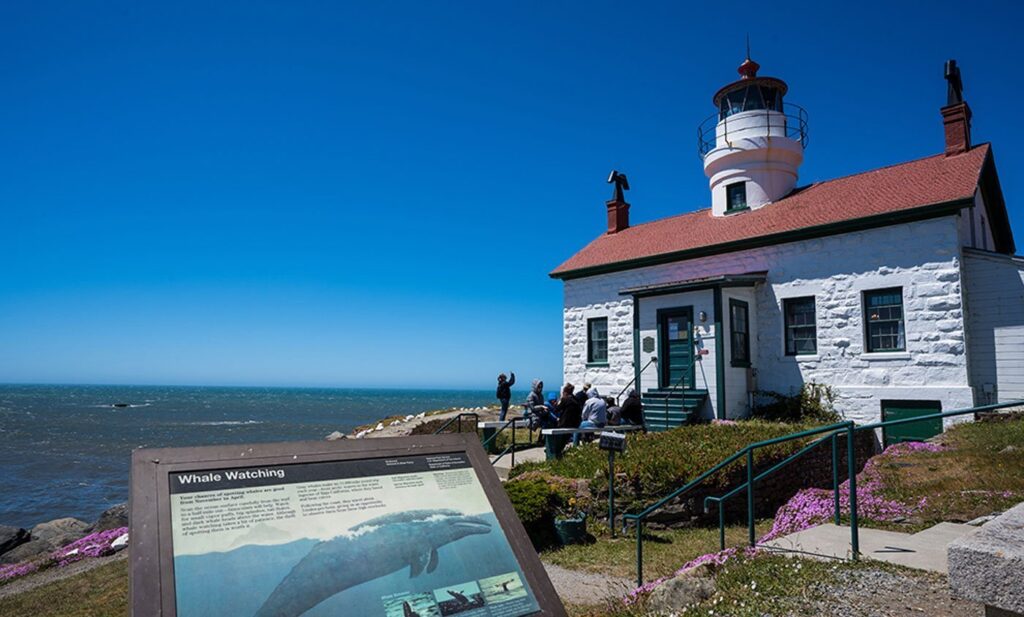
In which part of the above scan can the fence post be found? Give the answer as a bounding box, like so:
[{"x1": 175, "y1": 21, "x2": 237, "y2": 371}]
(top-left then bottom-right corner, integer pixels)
[
  {"x1": 847, "y1": 424, "x2": 859, "y2": 559},
  {"x1": 718, "y1": 505, "x2": 725, "y2": 551},
  {"x1": 636, "y1": 520, "x2": 644, "y2": 587},
  {"x1": 831, "y1": 432, "x2": 840, "y2": 525},
  {"x1": 746, "y1": 448, "x2": 755, "y2": 547},
  {"x1": 608, "y1": 450, "x2": 616, "y2": 538},
  {"x1": 511, "y1": 420, "x2": 516, "y2": 468}
]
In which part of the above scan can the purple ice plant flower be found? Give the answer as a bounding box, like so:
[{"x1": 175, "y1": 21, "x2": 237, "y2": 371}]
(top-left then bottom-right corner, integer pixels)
[{"x1": 55, "y1": 527, "x2": 129, "y2": 567}]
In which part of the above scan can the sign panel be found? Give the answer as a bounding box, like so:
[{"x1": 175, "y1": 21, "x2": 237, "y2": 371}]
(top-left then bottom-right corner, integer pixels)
[{"x1": 130, "y1": 434, "x2": 565, "y2": 617}]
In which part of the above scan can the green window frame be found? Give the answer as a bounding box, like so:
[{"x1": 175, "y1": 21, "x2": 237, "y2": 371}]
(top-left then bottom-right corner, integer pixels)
[
  {"x1": 726, "y1": 182, "x2": 747, "y2": 212},
  {"x1": 784, "y1": 296, "x2": 817, "y2": 356},
  {"x1": 864, "y1": 288, "x2": 905, "y2": 352},
  {"x1": 729, "y1": 298, "x2": 750, "y2": 367},
  {"x1": 587, "y1": 317, "x2": 609, "y2": 364}
]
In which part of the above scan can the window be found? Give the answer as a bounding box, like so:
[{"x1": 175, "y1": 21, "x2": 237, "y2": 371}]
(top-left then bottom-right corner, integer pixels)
[
  {"x1": 864, "y1": 288, "x2": 905, "y2": 353},
  {"x1": 729, "y1": 299, "x2": 750, "y2": 366},
  {"x1": 587, "y1": 317, "x2": 608, "y2": 364},
  {"x1": 726, "y1": 183, "x2": 747, "y2": 212},
  {"x1": 784, "y1": 297, "x2": 817, "y2": 355}
]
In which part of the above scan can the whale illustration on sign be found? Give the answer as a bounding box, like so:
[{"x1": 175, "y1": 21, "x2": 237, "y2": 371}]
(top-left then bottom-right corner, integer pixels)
[{"x1": 254, "y1": 509, "x2": 492, "y2": 617}]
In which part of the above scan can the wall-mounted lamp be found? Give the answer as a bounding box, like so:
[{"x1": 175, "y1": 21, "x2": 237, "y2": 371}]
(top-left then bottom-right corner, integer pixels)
[{"x1": 698, "y1": 311, "x2": 707, "y2": 323}]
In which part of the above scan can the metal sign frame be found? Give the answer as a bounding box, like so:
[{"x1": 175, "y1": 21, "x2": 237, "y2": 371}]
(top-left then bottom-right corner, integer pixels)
[{"x1": 129, "y1": 433, "x2": 566, "y2": 616}]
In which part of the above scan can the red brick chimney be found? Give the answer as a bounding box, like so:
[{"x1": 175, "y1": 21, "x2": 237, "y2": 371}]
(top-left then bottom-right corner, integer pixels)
[
  {"x1": 941, "y1": 102, "x2": 972, "y2": 156},
  {"x1": 606, "y1": 198, "x2": 630, "y2": 234}
]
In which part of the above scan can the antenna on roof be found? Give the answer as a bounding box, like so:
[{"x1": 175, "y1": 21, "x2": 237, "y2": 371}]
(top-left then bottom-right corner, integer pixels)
[{"x1": 745, "y1": 34, "x2": 750, "y2": 60}]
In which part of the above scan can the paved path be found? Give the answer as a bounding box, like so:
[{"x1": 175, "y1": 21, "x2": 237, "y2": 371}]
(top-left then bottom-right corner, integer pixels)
[
  {"x1": 763, "y1": 522, "x2": 980, "y2": 573},
  {"x1": 490, "y1": 447, "x2": 547, "y2": 480},
  {"x1": 541, "y1": 562, "x2": 634, "y2": 606}
]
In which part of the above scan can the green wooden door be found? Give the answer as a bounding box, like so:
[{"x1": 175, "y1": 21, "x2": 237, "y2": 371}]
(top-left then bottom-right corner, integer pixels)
[
  {"x1": 881, "y1": 400, "x2": 942, "y2": 448},
  {"x1": 658, "y1": 307, "x2": 694, "y2": 389}
]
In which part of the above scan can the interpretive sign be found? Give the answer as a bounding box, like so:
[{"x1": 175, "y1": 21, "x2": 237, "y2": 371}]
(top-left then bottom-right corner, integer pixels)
[{"x1": 130, "y1": 433, "x2": 566, "y2": 617}]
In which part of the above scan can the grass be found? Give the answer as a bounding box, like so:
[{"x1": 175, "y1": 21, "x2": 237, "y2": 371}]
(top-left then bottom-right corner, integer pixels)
[
  {"x1": 868, "y1": 415, "x2": 1024, "y2": 531},
  {"x1": 543, "y1": 521, "x2": 773, "y2": 581},
  {"x1": 0, "y1": 559, "x2": 127, "y2": 617}
]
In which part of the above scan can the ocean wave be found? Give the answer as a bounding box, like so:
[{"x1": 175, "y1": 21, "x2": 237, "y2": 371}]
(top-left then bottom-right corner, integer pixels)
[{"x1": 189, "y1": 420, "x2": 265, "y2": 426}]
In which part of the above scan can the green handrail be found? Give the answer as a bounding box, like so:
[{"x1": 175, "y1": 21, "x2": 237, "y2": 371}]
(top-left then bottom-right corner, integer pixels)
[
  {"x1": 626, "y1": 398, "x2": 1024, "y2": 587},
  {"x1": 622, "y1": 419, "x2": 854, "y2": 585},
  {"x1": 482, "y1": 417, "x2": 531, "y2": 467}
]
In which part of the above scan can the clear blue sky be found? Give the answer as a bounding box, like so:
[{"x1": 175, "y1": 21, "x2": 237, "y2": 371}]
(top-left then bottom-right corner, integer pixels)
[{"x1": 2, "y1": 1, "x2": 1022, "y2": 389}]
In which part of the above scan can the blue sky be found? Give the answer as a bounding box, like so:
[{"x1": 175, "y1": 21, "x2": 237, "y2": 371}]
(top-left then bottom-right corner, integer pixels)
[{"x1": 2, "y1": 1, "x2": 1023, "y2": 389}]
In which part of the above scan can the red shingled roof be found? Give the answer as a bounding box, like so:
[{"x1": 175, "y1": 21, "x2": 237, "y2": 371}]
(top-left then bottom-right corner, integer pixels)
[{"x1": 551, "y1": 145, "x2": 992, "y2": 279}]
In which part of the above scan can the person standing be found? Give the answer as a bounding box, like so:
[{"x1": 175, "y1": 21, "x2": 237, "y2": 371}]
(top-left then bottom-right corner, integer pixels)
[{"x1": 496, "y1": 372, "x2": 516, "y2": 421}]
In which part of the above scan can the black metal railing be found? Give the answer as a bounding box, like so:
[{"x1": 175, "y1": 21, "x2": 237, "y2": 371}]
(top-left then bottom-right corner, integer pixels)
[
  {"x1": 432, "y1": 412, "x2": 480, "y2": 435},
  {"x1": 697, "y1": 102, "x2": 808, "y2": 158},
  {"x1": 616, "y1": 357, "x2": 657, "y2": 405}
]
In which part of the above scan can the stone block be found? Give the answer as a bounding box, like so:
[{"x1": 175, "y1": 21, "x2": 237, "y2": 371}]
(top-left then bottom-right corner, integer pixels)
[{"x1": 948, "y1": 501, "x2": 1024, "y2": 614}]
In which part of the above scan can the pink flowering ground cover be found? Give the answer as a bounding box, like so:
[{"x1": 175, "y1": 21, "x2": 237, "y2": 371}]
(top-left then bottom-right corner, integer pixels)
[{"x1": 0, "y1": 527, "x2": 128, "y2": 584}]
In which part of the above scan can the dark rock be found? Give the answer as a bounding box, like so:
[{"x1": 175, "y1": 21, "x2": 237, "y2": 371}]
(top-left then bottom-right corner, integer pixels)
[
  {"x1": 0, "y1": 525, "x2": 29, "y2": 557},
  {"x1": 0, "y1": 539, "x2": 52, "y2": 565},
  {"x1": 91, "y1": 503, "x2": 129, "y2": 532},
  {"x1": 30, "y1": 517, "x2": 89, "y2": 547}
]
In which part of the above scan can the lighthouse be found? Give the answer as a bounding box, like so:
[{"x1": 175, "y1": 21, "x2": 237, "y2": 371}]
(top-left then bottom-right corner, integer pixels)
[{"x1": 699, "y1": 55, "x2": 808, "y2": 216}]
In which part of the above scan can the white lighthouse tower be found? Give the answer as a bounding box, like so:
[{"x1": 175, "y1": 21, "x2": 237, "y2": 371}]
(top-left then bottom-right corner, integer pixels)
[{"x1": 700, "y1": 55, "x2": 808, "y2": 216}]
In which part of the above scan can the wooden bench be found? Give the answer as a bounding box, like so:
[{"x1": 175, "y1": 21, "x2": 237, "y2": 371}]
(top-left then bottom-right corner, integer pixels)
[{"x1": 540, "y1": 425, "x2": 645, "y2": 459}]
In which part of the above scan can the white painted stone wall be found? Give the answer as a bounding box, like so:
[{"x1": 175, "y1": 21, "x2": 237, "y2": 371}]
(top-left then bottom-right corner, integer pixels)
[{"x1": 561, "y1": 215, "x2": 974, "y2": 424}]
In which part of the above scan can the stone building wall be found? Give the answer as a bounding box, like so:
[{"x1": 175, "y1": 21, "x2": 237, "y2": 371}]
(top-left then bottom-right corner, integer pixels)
[{"x1": 562, "y1": 215, "x2": 974, "y2": 423}]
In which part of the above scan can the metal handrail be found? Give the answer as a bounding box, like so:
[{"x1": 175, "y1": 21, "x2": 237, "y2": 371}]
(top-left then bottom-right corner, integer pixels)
[
  {"x1": 697, "y1": 102, "x2": 808, "y2": 158},
  {"x1": 433, "y1": 412, "x2": 480, "y2": 435},
  {"x1": 615, "y1": 357, "x2": 657, "y2": 405},
  {"x1": 625, "y1": 398, "x2": 1024, "y2": 587},
  {"x1": 482, "y1": 417, "x2": 531, "y2": 468},
  {"x1": 622, "y1": 420, "x2": 855, "y2": 586}
]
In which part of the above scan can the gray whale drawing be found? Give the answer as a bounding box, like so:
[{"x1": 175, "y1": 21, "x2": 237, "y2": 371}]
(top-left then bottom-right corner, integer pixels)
[{"x1": 254, "y1": 509, "x2": 492, "y2": 617}]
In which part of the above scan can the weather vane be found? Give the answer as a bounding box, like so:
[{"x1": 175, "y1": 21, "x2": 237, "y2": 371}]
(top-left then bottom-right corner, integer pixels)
[
  {"x1": 945, "y1": 59, "x2": 964, "y2": 106},
  {"x1": 607, "y1": 170, "x2": 629, "y2": 203}
]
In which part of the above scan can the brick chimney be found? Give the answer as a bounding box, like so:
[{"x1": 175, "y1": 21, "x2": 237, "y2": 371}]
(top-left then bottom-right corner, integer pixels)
[
  {"x1": 941, "y1": 59, "x2": 971, "y2": 156},
  {"x1": 606, "y1": 198, "x2": 630, "y2": 234},
  {"x1": 941, "y1": 102, "x2": 972, "y2": 156}
]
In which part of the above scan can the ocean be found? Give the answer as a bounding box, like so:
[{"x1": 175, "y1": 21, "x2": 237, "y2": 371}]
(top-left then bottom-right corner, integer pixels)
[{"x1": 0, "y1": 384, "x2": 497, "y2": 529}]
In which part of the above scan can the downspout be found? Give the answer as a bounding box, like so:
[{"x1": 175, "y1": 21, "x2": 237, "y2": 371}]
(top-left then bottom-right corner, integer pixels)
[{"x1": 713, "y1": 286, "x2": 726, "y2": 420}]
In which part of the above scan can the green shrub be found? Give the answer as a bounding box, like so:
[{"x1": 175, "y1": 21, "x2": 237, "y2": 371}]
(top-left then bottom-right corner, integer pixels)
[
  {"x1": 504, "y1": 476, "x2": 561, "y2": 549},
  {"x1": 752, "y1": 382, "x2": 840, "y2": 423},
  {"x1": 508, "y1": 420, "x2": 823, "y2": 511}
]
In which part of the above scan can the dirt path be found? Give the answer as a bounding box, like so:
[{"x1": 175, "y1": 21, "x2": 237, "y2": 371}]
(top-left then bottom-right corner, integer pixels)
[
  {"x1": 805, "y1": 566, "x2": 983, "y2": 617},
  {"x1": 542, "y1": 561, "x2": 634, "y2": 606}
]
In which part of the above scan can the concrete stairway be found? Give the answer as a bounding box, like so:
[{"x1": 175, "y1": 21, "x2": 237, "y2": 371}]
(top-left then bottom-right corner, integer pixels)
[{"x1": 763, "y1": 522, "x2": 981, "y2": 573}]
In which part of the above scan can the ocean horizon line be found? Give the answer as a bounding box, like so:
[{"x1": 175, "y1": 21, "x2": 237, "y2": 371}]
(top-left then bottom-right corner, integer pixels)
[{"x1": 0, "y1": 382, "x2": 503, "y2": 393}]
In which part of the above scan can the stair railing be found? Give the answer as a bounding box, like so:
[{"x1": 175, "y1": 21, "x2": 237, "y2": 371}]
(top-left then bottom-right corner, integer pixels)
[
  {"x1": 432, "y1": 412, "x2": 480, "y2": 435},
  {"x1": 660, "y1": 367, "x2": 691, "y2": 430},
  {"x1": 627, "y1": 398, "x2": 1024, "y2": 588},
  {"x1": 481, "y1": 416, "x2": 530, "y2": 467},
  {"x1": 615, "y1": 356, "x2": 656, "y2": 406}
]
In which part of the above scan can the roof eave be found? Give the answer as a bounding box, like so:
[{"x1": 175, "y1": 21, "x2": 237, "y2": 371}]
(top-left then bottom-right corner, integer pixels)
[{"x1": 550, "y1": 197, "x2": 974, "y2": 281}]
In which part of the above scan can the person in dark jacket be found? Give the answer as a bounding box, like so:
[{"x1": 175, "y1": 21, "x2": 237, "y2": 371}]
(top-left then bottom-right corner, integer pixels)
[
  {"x1": 573, "y1": 382, "x2": 591, "y2": 407},
  {"x1": 619, "y1": 388, "x2": 645, "y2": 430},
  {"x1": 496, "y1": 372, "x2": 516, "y2": 421},
  {"x1": 556, "y1": 384, "x2": 582, "y2": 429}
]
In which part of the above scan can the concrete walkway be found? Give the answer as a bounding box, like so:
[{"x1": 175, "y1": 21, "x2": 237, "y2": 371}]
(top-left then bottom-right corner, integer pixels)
[
  {"x1": 490, "y1": 446, "x2": 547, "y2": 480},
  {"x1": 763, "y1": 522, "x2": 980, "y2": 573}
]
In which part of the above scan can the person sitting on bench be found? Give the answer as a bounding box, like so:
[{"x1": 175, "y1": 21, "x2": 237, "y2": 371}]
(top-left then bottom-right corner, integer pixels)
[{"x1": 574, "y1": 388, "x2": 607, "y2": 446}]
